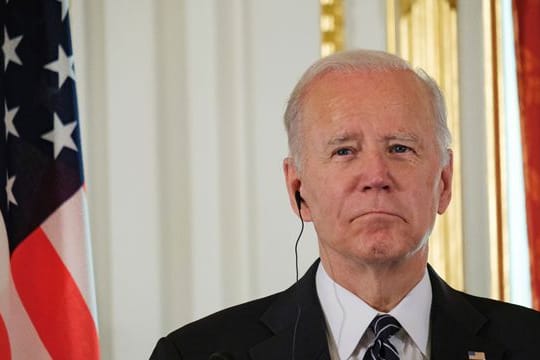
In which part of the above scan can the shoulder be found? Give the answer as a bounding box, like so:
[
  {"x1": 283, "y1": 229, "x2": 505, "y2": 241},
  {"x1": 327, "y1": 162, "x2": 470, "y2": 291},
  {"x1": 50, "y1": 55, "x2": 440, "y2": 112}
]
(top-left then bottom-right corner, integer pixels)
[
  {"x1": 149, "y1": 292, "x2": 280, "y2": 359},
  {"x1": 170, "y1": 293, "x2": 277, "y2": 341},
  {"x1": 462, "y1": 291, "x2": 540, "y2": 334},
  {"x1": 428, "y1": 264, "x2": 540, "y2": 357},
  {"x1": 428, "y1": 264, "x2": 540, "y2": 331},
  {"x1": 448, "y1": 287, "x2": 540, "y2": 356},
  {"x1": 149, "y1": 260, "x2": 321, "y2": 359},
  {"x1": 461, "y1": 292, "x2": 540, "y2": 358}
]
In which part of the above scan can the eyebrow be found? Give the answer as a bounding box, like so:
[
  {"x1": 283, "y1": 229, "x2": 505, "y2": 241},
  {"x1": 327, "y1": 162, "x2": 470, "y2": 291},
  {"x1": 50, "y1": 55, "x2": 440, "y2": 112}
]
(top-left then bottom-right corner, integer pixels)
[
  {"x1": 326, "y1": 132, "x2": 420, "y2": 146},
  {"x1": 383, "y1": 133, "x2": 420, "y2": 143},
  {"x1": 326, "y1": 132, "x2": 361, "y2": 146}
]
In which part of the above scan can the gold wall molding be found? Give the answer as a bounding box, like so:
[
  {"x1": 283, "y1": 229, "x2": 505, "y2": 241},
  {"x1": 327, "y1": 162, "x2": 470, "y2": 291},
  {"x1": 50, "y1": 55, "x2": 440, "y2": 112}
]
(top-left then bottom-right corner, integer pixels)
[
  {"x1": 387, "y1": 0, "x2": 464, "y2": 290},
  {"x1": 483, "y1": 0, "x2": 508, "y2": 301},
  {"x1": 320, "y1": 0, "x2": 344, "y2": 57}
]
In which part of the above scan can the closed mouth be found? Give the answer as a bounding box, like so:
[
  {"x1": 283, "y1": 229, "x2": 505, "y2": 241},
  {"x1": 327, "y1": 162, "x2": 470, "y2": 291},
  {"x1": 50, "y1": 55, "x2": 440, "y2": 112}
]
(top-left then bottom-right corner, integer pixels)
[{"x1": 353, "y1": 211, "x2": 406, "y2": 223}]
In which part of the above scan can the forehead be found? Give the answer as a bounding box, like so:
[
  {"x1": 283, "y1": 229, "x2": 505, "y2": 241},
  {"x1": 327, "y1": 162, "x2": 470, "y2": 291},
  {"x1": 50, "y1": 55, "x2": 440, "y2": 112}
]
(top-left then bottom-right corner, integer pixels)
[{"x1": 301, "y1": 70, "x2": 435, "y2": 133}]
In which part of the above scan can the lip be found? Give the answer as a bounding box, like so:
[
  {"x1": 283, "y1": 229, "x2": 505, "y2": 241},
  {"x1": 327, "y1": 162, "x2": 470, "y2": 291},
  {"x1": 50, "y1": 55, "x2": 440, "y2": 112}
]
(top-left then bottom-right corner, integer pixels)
[{"x1": 352, "y1": 210, "x2": 406, "y2": 222}]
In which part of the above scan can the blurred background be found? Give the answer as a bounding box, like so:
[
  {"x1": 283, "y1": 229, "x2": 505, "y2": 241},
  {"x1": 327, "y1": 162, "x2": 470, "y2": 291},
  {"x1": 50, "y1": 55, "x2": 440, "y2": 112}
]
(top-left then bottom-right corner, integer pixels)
[{"x1": 65, "y1": 0, "x2": 537, "y2": 358}]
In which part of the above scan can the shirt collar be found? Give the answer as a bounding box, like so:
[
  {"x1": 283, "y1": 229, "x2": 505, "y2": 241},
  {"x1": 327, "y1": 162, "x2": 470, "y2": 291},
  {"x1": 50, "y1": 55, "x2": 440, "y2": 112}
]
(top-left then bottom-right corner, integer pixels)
[
  {"x1": 315, "y1": 262, "x2": 432, "y2": 359},
  {"x1": 389, "y1": 269, "x2": 432, "y2": 356}
]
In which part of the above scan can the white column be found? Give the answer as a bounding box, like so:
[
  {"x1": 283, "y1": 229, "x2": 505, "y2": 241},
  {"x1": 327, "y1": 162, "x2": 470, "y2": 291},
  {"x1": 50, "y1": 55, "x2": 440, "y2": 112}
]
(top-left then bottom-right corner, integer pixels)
[
  {"x1": 246, "y1": 0, "x2": 321, "y2": 296},
  {"x1": 102, "y1": 1, "x2": 162, "y2": 358},
  {"x1": 214, "y1": 0, "x2": 252, "y2": 307},
  {"x1": 184, "y1": 0, "x2": 225, "y2": 319},
  {"x1": 154, "y1": 0, "x2": 193, "y2": 334},
  {"x1": 345, "y1": 0, "x2": 387, "y2": 51},
  {"x1": 458, "y1": 0, "x2": 492, "y2": 298}
]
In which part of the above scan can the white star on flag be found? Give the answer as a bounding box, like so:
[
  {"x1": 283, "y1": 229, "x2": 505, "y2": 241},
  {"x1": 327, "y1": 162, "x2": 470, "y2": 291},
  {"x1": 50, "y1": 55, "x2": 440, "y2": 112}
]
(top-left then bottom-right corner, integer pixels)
[
  {"x1": 41, "y1": 113, "x2": 78, "y2": 159},
  {"x1": 44, "y1": 45, "x2": 75, "y2": 88},
  {"x1": 2, "y1": 27, "x2": 23, "y2": 71},
  {"x1": 4, "y1": 101, "x2": 20, "y2": 139},
  {"x1": 57, "y1": 0, "x2": 69, "y2": 21},
  {"x1": 6, "y1": 175, "x2": 17, "y2": 206}
]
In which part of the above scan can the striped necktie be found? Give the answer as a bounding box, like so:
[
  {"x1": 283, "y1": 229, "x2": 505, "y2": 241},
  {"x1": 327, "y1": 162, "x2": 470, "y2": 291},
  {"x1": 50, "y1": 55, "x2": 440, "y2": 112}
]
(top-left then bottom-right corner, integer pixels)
[{"x1": 363, "y1": 314, "x2": 402, "y2": 360}]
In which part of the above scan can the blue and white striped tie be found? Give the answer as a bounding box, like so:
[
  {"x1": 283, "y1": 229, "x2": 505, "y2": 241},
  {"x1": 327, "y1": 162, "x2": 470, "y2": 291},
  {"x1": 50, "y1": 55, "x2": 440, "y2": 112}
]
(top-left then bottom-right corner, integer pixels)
[{"x1": 363, "y1": 314, "x2": 401, "y2": 360}]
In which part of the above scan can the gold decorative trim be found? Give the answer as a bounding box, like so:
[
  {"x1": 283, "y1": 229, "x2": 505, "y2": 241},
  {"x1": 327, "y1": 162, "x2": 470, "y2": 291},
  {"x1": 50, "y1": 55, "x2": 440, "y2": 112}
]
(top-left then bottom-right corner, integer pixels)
[
  {"x1": 386, "y1": 0, "x2": 397, "y2": 53},
  {"x1": 483, "y1": 0, "x2": 508, "y2": 301},
  {"x1": 320, "y1": 0, "x2": 344, "y2": 57},
  {"x1": 386, "y1": 0, "x2": 464, "y2": 290}
]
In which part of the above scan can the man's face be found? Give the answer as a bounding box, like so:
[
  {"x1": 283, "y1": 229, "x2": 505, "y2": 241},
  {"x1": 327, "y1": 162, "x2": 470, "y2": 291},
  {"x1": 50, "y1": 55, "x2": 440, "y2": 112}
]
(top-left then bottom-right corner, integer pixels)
[{"x1": 284, "y1": 70, "x2": 452, "y2": 268}]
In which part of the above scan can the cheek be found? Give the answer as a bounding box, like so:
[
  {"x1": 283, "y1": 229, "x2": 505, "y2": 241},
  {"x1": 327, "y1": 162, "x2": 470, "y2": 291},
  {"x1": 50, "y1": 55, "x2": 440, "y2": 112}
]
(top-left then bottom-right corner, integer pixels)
[
  {"x1": 307, "y1": 186, "x2": 336, "y2": 218},
  {"x1": 304, "y1": 176, "x2": 348, "y2": 221},
  {"x1": 418, "y1": 164, "x2": 442, "y2": 195},
  {"x1": 406, "y1": 172, "x2": 440, "y2": 218},
  {"x1": 417, "y1": 177, "x2": 442, "y2": 223}
]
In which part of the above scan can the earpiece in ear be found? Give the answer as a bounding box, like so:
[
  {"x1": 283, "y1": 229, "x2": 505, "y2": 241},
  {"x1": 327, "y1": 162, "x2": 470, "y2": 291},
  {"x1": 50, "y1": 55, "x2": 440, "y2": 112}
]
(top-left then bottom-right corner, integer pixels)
[{"x1": 294, "y1": 190, "x2": 302, "y2": 211}]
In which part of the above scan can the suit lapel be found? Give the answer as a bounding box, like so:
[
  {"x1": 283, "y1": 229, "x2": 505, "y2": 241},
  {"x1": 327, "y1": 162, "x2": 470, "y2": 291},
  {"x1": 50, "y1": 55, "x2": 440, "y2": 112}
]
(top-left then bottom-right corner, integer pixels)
[
  {"x1": 428, "y1": 265, "x2": 506, "y2": 360},
  {"x1": 249, "y1": 260, "x2": 330, "y2": 360},
  {"x1": 249, "y1": 262, "x2": 508, "y2": 360}
]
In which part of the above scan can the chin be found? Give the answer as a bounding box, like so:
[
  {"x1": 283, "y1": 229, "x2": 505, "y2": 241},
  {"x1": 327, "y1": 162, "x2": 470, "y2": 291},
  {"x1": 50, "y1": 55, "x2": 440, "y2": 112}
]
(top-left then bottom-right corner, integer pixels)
[
  {"x1": 351, "y1": 252, "x2": 405, "y2": 267},
  {"x1": 352, "y1": 241, "x2": 421, "y2": 266}
]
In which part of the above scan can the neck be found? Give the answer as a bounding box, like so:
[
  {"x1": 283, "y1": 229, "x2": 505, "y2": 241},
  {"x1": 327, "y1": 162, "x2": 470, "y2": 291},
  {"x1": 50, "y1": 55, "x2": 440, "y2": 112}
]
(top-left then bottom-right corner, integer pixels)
[{"x1": 320, "y1": 247, "x2": 428, "y2": 312}]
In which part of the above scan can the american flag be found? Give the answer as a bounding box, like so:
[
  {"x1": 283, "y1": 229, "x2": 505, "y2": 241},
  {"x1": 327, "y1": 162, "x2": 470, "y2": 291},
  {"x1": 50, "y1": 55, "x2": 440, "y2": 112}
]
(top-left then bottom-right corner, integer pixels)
[
  {"x1": 468, "y1": 351, "x2": 486, "y2": 360},
  {"x1": 0, "y1": 0, "x2": 99, "y2": 359}
]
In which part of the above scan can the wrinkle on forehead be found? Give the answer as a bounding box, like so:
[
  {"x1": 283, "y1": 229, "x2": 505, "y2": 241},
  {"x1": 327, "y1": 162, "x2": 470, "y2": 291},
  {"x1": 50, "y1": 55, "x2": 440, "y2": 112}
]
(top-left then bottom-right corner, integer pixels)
[{"x1": 306, "y1": 71, "x2": 434, "y2": 117}]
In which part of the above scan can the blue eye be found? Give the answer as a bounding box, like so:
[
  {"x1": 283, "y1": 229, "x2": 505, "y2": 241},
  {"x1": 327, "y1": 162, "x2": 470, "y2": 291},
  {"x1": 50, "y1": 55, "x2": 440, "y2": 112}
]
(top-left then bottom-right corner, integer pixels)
[
  {"x1": 390, "y1": 144, "x2": 411, "y2": 153},
  {"x1": 335, "y1": 148, "x2": 353, "y2": 156}
]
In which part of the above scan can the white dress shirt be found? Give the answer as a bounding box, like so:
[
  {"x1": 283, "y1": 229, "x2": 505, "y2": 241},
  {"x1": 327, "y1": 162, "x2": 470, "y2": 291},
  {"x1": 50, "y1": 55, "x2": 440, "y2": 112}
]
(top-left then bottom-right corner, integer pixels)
[{"x1": 316, "y1": 263, "x2": 432, "y2": 360}]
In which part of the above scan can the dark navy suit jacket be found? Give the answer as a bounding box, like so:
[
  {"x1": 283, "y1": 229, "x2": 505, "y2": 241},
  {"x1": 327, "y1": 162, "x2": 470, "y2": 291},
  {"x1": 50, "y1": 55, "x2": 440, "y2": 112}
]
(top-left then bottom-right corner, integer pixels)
[{"x1": 150, "y1": 260, "x2": 540, "y2": 359}]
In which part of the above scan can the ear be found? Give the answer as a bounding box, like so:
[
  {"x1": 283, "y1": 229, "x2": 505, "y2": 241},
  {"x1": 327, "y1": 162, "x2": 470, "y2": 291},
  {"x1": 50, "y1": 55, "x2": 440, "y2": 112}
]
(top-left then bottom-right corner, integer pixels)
[
  {"x1": 437, "y1": 150, "x2": 453, "y2": 214},
  {"x1": 283, "y1": 157, "x2": 312, "y2": 221}
]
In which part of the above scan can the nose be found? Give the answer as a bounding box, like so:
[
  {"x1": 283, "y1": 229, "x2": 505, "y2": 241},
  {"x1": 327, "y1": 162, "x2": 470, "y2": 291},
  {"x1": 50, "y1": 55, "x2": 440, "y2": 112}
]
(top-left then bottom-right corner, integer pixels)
[{"x1": 358, "y1": 153, "x2": 392, "y2": 192}]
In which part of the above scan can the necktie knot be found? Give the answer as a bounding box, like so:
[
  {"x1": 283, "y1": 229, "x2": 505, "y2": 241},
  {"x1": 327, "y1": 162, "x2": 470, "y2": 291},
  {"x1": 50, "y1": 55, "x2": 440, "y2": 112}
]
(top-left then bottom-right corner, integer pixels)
[
  {"x1": 364, "y1": 314, "x2": 402, "y2": 360},
  {"x1": 369, "y1": 314, "x2": 401, "y2": 340}
]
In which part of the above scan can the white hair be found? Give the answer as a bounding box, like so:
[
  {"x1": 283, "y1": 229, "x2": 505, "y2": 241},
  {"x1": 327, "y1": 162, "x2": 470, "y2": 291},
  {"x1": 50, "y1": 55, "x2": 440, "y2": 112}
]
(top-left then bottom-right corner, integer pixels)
[{"x1": 283, "y1": 49, "x2": 451, "y2": 168}]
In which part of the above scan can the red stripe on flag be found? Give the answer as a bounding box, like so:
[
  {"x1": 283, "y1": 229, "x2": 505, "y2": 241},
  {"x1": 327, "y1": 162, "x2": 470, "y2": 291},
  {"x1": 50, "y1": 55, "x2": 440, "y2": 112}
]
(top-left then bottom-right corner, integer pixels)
[
  {"x1": 0, "y1": 314, "x2": 11, "y2": 360},
  {"x1": 11, "y1": 227, "x2": 99, "y2": 360}
]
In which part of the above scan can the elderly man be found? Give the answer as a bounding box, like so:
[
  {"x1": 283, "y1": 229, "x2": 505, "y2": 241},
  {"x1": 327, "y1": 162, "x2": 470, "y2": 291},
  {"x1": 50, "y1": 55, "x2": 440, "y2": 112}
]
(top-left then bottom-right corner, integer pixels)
[{"x1": 150, "y1": 50, "x2": 540, "y2": 360}]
